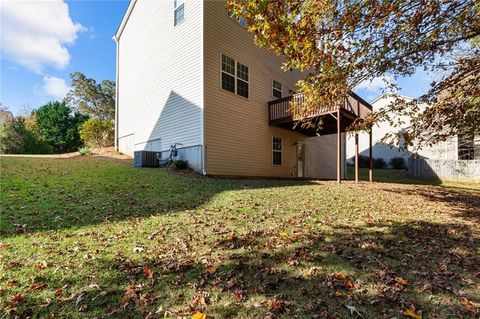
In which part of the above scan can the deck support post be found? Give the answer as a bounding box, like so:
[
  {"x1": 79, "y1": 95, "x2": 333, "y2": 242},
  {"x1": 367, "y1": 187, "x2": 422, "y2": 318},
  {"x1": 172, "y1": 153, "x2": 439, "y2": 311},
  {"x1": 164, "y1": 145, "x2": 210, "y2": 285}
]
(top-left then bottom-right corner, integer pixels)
[
  {"x1": 369, "y1": 128, "x2": 373, "y2": 182},
  {"x1": 337, "y1": 110, "x2": 341, "y2": 184},
  {"x1": 355, "y1": 133, "x2": 359, "y2": 183}
]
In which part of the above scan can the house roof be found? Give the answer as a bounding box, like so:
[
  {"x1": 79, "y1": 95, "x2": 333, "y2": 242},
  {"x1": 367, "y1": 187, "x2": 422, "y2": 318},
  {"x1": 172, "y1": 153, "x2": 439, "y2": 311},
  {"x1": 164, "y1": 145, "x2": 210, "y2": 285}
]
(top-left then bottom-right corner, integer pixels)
[
  {"x1": 370, "y1": 92, "x2": 414, "y2": 105},
  {"x1": 113, "y1": 0, "x2": 137, "y2": 41}
]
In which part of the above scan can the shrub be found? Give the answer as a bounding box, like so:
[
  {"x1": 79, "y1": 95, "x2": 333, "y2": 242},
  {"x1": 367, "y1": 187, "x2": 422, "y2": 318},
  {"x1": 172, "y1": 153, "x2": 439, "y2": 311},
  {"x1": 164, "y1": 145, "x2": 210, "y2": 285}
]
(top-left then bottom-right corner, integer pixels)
[
  {"x1": 357, "y1": 155, "x2": 370, "y2": 168},
  {"x1": 0, "y1": 116, "x2": 53, "y2": 154},
  {"x1": 354, "y1": 155, "x2": 386, "y2": 169},
  {"x1": 373, "y1": 158, "x2": 386, "y2": 169},
  {"x1": 78, "y1": 146, "x2": 92, "y2": 156},
  {"x1": 79, "y1": 118, "x2": 114, "y2": 148},
  {"x1": 389, "y1": 157, "x2": 406, "y2": 169},
  {"x1": 167, "y1": 159, "x2": 188, "y2": 170}
]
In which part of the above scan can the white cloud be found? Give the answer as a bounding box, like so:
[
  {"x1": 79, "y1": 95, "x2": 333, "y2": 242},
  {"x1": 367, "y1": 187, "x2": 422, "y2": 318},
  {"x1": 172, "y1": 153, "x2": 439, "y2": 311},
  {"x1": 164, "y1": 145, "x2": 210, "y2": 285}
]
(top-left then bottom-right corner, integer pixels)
[
  {"x1": 356, "y1": 75, "x2": 395, "y2": 92},
  {"x1": 43, "y1": 76, "x2": 70, "y2": 99},
  {"x1": 0, "y1": 0, "x2": 83, "y2": 73}
]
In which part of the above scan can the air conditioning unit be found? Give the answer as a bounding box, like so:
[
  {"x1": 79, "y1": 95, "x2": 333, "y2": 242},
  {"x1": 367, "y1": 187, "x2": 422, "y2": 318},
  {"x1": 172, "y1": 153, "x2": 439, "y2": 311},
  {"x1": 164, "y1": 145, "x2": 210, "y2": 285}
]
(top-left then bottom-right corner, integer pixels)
[{"x1": 134, "y1": 151, "x2": 160, "y2": 168}]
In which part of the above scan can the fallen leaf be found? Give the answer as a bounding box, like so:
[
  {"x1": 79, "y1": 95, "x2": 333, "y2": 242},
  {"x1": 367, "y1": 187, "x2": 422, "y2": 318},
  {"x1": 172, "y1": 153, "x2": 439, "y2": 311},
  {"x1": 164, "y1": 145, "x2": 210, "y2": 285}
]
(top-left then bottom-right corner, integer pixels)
[
  {"x1": 404, "y1": 308, "x2": 421, "y2": 319},
  {"x1": 268, "y1": 299, "x2": 285, "y2": 313},
  {"x1": 133, "y1": 246, "x2": 145, "y2": 253},
  {"x1": 192, "y1": 311, "x2": 206, "y2": 319},
  {"x1": 345, "y1": 280, "x2": 354, "y2": 289},
  {"x1": 144, "y1": 266, "x2": 153, "y2": 278},
  {"x1": 395, "y1": 277, "x2": 408, "y2": 286},
  {"x1": 335, "y1": 272, "x2": 347, "y2": 280},
  {"x1": 29, "y1": 283, "x2": 48, "y2": 291},
  {"x1": 0, "y1": 243, "x2": 10, "y2": 249},
  {"x1": 34, "y1": 260, "x2": 48, "y2": 269}
]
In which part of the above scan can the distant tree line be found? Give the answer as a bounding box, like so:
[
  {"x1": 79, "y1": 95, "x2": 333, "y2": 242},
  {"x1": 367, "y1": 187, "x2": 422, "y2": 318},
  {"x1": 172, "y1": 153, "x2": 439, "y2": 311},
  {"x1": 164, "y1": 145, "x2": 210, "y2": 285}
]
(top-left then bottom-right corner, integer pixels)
[{"x1": 0, "y1": 72, "x2": 115, "y2": 154}]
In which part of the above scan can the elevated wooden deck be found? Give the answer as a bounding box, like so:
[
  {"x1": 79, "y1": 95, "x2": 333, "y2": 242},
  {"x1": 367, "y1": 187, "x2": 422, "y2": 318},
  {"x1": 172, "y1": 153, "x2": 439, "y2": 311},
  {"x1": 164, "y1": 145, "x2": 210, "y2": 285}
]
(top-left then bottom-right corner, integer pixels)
[
  {"x1": 268, "y1": 92, "x2": 373, "y2": 183},
  {"x1": 268, "y1": 92, "x2": 372, "y2": 136}
]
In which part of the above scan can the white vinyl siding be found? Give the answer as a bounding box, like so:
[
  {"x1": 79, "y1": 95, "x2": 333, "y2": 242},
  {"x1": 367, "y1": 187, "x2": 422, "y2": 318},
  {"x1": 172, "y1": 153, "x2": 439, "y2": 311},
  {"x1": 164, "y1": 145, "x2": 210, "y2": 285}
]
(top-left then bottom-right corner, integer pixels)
[
  {"x1": 117, "y1": 0, "x2": 202, "y2": 156},
  {"x1": 174, "y1": 0, "x2": 184, "y2": 26}
]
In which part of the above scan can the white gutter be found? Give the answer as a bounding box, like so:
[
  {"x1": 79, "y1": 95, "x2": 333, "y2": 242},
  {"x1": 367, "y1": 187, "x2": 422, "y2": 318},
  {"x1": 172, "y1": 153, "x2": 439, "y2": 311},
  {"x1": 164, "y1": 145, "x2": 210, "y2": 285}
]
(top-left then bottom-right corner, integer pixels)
[{"x1": 115, "y1": 0, "x2": 137, "y2": 41}]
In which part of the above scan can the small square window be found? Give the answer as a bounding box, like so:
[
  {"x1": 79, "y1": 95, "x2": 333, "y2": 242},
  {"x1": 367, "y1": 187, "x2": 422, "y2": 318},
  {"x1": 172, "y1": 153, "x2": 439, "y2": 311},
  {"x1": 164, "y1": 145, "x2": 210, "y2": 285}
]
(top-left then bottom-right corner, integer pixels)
[
  {"x1": 174, "y1": 0, "x2": 184, "y2": 26},
  {"x1": 273, "y1": 80, "x2": 282, "y2": 98}
]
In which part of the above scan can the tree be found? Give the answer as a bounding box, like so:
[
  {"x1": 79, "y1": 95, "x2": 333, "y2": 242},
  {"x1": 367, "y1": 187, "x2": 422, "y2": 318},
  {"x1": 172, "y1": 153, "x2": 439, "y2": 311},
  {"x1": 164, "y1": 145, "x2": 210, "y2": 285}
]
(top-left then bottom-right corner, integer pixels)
[
  {"x1": 35, "y1": 101, "x2": 89, "y2": 152},
  {"x1": 0, "y1": 106, "x2": 52, "y2": 154},
  {"x1": 66, "y1": 72, "x2": 115, "y2": 120},
  {"x1": 228, "y1": 0, "x2": 480, "y2": 146}
]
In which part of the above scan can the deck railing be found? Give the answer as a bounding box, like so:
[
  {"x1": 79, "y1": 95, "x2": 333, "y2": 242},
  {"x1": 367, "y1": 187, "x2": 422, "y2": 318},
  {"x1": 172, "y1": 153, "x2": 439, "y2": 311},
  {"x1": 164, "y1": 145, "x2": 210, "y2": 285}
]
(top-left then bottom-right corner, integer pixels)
[{"x1": 268, "y1": 92, "x2": 372, "y2": 125}]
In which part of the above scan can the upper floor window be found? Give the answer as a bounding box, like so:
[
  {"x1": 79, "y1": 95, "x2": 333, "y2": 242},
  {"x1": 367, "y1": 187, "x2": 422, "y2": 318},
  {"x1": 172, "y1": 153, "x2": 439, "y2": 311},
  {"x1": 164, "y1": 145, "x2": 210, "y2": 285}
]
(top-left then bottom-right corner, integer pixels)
[
  {"x1": 221, "y1": 54, "x2": 249, "y2": 98},
  {"x1": 273, "y1": 80, "x2": 282, "y2": 98},
  {"x1": 174, "y1": 0, "x2": 185, "y2": 26},
  {"x1": 272, "y1": 137, "x2": 282, "y2": 165}
]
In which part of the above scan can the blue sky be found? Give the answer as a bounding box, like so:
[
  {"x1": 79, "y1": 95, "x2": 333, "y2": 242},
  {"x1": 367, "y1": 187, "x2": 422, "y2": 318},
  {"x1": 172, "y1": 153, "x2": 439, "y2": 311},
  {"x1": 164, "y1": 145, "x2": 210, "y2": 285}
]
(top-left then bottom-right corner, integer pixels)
[
  {"x1": 1, "y1": 0, "x2": 433, "y2": 115},
  {"x1": 1, "y1": 0, "x2": 129, "y2": 115}
]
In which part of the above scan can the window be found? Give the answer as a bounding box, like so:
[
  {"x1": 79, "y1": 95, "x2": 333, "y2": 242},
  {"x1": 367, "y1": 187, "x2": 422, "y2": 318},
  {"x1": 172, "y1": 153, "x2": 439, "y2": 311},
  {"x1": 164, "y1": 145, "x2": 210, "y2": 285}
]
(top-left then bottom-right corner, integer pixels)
[
  {"x1": 458, "y1": 134, "x2": 475, "y2": 160},
  {"x1": 273, "y1": 80, "x2": 282, "y2": 98},
  {"x1": 221, "y1": 54, "x2": 249, "y2": 98},
  {"x1": 272, "y1": 137, "x2": 282, "y2": 165},
  {"x1": 174, "y1": 0, "x2": 184, "y2": 26}
]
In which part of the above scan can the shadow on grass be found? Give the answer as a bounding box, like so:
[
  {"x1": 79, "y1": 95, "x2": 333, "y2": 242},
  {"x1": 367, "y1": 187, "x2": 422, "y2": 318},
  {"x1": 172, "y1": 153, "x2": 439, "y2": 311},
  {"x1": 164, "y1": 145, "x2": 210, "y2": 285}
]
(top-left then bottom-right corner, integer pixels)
[
  {"x1": 14, "y1": 220, "x2": 479, "y2": 318},
  {"x1": 0, "y1": 156, "x2": 315, "y2": 237}
]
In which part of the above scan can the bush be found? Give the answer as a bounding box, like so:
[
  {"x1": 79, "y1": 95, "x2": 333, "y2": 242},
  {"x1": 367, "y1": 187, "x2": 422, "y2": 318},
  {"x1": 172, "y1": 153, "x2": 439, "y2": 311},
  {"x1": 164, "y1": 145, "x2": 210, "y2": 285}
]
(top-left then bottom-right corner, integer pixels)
[
  {"x1": 78, "y1": 146, "x2": 92, "y2": 156},
  {"x1": 167, "y1": 159, "x2": 188, "y2": 170},
  {"x1": 0, "y1": 116, "x2": 53, "y2": 154},
  {"x1": 79, "y1": 118, "x2": 114, "y2": 148},
  {"x1": 373, "y1": 158, "x2": 386, "y2": 169},
  {"x1": 389, "y1": 157, "x2": 406, "y2": 169},
  {"x1": 354, "y1": 155, "x2": 386, "y2": 169}
]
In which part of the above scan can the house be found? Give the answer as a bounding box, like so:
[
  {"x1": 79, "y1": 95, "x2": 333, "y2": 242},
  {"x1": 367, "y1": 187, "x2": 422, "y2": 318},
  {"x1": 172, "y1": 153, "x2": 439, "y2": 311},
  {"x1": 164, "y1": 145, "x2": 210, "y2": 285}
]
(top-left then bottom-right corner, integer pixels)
[
  {"x1": 113, "y1": 0, "x2": 372, "y2": 181},
  {"x1": 346, "y1": 93, "x2": 480, "y2": 165}
]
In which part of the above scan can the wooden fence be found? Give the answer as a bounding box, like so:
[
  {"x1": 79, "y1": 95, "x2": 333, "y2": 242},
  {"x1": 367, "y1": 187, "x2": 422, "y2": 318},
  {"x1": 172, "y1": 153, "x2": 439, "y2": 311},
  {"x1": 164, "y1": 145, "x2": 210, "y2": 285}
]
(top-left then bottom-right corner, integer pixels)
[{"x1": 408, "y1": 158, "x2": 480, "y2": 182}]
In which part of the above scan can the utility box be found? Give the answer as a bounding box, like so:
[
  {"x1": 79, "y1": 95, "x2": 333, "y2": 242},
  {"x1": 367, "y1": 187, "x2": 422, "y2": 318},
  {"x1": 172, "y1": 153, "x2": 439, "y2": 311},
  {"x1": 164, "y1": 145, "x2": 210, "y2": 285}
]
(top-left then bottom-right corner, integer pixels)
[{"x1": 134, "y1": 151, "x2": 160, "y2": 167}]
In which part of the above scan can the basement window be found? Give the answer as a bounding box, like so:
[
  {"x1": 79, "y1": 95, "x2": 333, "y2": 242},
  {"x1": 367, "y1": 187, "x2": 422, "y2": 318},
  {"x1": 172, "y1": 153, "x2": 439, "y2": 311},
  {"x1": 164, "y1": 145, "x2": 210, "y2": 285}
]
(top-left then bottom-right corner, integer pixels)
[
  {"x1": 273, "y1": 80, "x2": 282, "y2": 98},
  {"x1": 221, "y1": 54, "x2": 249, "y2": 98},
  {"x1": 273, "y1": 137, "x2": 282, "y2": 165},
  {"x1": 174, "y1": 0, "x2": 185, "y2": 26}
]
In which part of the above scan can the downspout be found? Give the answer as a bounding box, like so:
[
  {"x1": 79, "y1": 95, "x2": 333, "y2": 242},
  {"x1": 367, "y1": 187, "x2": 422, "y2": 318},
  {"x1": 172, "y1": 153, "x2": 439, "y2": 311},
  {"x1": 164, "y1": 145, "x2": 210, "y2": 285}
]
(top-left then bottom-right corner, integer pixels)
[
  {"x1": 113, "y1": 35, "x2": 119, "y2": 151},
  {"x1": 200, "y1": 0, "x2": 207, "y2": 175}
]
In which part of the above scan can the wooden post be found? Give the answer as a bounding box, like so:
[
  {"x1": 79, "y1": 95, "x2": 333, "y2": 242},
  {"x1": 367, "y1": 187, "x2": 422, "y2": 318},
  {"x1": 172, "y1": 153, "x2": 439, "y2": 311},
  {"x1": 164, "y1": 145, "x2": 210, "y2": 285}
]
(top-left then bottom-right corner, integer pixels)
[
  {"x1": 337, "y1": 110, "x2": 341, "y2": 184},
  {"x1": 355, "y1": 133, "x2": 359, "y2": 183},
  {"x1": 369, "y1": 128, "x2": 373, "y2": 182}
]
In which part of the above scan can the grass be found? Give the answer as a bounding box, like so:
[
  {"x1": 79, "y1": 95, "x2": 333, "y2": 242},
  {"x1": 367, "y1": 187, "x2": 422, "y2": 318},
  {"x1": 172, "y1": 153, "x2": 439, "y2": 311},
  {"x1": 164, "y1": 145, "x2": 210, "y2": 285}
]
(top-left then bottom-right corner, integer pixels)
[{"x1": 1, "y1": 156, "x2": 479, "y2": 318}]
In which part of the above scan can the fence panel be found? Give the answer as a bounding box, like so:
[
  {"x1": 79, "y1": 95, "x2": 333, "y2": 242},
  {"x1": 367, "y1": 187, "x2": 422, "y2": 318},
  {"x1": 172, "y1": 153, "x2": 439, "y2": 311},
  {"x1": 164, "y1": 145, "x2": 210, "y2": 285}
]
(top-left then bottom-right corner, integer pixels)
[{"x1": 408, "y1": 158, "x2": 480, "y2": 182}]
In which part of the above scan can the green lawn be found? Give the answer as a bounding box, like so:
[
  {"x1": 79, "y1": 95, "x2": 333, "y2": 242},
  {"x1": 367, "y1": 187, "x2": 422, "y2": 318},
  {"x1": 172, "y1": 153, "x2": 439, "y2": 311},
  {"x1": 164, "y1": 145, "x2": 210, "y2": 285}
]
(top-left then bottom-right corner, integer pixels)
[{"x1": 1, "y1": 156, "x2": 479, "y2": 318}]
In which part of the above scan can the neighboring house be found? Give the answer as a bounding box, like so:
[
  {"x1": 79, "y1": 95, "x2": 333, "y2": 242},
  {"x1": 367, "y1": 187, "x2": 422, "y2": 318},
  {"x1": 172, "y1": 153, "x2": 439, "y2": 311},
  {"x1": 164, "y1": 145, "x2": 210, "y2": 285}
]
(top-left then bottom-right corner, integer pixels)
[
  {"x1": 114, "y1": 0, "x2": 371, "y2": 180},
  {"x1": 346, "y1": 93, "x2": 480, "y2": 173}
]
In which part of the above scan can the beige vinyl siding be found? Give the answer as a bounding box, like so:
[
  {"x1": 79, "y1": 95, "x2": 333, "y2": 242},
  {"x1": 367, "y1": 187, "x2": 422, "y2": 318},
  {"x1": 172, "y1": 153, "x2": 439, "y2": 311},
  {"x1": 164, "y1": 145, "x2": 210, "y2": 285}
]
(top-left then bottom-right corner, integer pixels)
[
  {"x1": 117, "y1": 0, "x2": 202, "y2": 156},
  {"x1": 203, "y1": 1, "x2": 340, "y2": 178},
  {"x1": 204, "y1": 1, "x2": 300, "y2": 177}
]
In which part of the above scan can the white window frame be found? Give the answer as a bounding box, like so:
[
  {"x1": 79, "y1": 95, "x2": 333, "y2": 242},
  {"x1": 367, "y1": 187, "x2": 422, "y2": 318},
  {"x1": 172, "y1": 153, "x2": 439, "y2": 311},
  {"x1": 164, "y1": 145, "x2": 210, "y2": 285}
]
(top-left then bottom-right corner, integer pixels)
[
  {"x1": 220, "y1": 54, "x2": 249, "y2": 99},
  {"x1": 272, "y1": 136, "x2": 282, "y2": 166},
  {"x1": 174, "y1": 0, "x2": 185, "y2": 26},
  {"x1": 272, "y1": 80, "x2": 282, "y2": 99}
]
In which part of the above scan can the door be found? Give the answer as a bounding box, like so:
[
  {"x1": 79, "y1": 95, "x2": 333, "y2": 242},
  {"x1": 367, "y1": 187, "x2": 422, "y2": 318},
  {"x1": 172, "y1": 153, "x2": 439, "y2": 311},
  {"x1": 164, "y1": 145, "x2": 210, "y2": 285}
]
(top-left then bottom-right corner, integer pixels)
[{"x1": 296, "y1": 142, "x2": 305, "y2": 178}]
